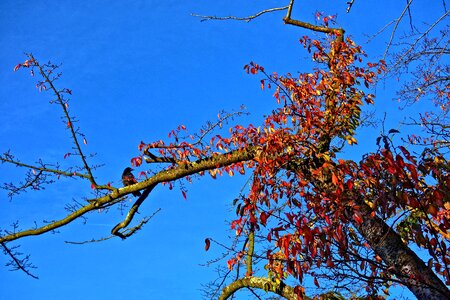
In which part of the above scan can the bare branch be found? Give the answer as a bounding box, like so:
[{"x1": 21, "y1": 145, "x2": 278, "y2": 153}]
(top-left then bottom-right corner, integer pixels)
[
  {"x1": 0, "y1": 151, "x2": 89, "y2": 179},
  {"x1": 0, "y1": 242, "x2": 38, "y2": 279},
  {"x1": 383, "y1": 0, "x2": 414, "y2": 59},
  {"x1": 65, "y1": 208, "x2": 161, "y2": 244},
  {"x1": 388, "y1": 9, "x2": 450, "y2": 68},
  {"x1": 191, "y1": 6, "x2": 289, "y2": 23},
  {"x1": 346, "y1": 0, "x2": 356, "y2": 13},
  {"x1": 26, "y1": 54, "x2": 97, "y2": 186},
  {"x1": 111, "y1": 184, "x2": 156, "y2": 239}
]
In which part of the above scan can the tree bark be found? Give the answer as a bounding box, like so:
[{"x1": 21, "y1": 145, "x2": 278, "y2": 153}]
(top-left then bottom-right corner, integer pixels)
[
  {"x1": 219, "y1": 276, "x2": 302, "y2": 300},
  {"x1": 353, "y1": 200, "x2": 450, "y2": 299}
]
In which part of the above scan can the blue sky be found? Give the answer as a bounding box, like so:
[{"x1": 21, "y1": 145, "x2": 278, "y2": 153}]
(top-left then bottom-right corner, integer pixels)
[{"x1": 0, "y1": 1, "x2": 445, "y2": 299}]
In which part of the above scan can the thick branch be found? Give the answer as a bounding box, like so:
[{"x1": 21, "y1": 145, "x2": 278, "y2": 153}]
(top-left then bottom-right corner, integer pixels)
[
  {"x1": 219, "y1": 276, "x2": 302, "y2": 300},
  {"x1": 284, "y1": 0, "x2": 345, "y2": 41},
  {"x1": 246, "y1": 228, "x2": 255, "y2": 276},
  {"x1": 111, "y1": 184, "x2": 156, "y2": 239},
  {"x1": 0, "y1": 147, "x2": 256, "y2": 244}
]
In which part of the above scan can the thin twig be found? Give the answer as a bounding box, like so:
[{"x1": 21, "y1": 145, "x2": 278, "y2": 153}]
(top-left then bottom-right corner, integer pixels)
[
  {"x1": 31, "y1": 54, "x2": 97, "y2": 186},
  {"x1": 65, "y1": 208, "x2": 161, "y2": 244},
  {"x1": 383, "y1": 0, "x2": 414, "y2": 59},
  {"x1": 389, "y1": 9, "x2": 450, "y2": 70},
  {"x1": 346, "y1": 0, "x2": 356, "y2": 13},
  {"x1": 191, "y1": 6, "x2": 289, "y2": 22},
  {"x1": 0, "y1": 242, "x2": 38, "y2": 279}
]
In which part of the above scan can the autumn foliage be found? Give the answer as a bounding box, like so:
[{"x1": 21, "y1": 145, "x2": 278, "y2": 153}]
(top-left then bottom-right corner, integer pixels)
[
  {"x1": 3, "y1": 2, "x2": 450, "y2": 300},
  {"x1": 125, "y1": 31, "x2": 449, "y2": 298}
]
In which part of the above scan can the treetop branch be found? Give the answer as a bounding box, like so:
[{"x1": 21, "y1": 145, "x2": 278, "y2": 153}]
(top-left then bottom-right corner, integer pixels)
[{"x1": 191, "y1": 6, "x2": 289, "y2": 22}]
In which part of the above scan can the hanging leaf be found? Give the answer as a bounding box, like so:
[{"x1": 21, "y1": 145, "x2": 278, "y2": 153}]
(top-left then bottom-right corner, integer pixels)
[{"x1": 204, "y1": 238, "x2": 211, "y2": 251}]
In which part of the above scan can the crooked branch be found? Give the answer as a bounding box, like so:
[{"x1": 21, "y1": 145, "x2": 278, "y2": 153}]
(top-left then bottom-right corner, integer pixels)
[{"x1": 111, "y1": 184, "x2": 157, "y2": 239}]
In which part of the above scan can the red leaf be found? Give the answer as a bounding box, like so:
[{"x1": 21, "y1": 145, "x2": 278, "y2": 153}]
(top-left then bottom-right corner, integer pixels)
[
  {"x1": 91, "y1": 183, "x2": 95, "y2": 190},
  {"x1": 67, "y1": 121, "x2": 71, "y2": 128},
  {"x1": 13, "y1": 64, "x2": 22, "y2": 72},
  {"x1": 138, "y1": 141, "x2": 146, "y2": 151},
  {"x1": 353, "y1": 211, "x2": 363, "y2": 225},
  {"x1": 131, "y1": 156, "x2": 143, "y2": 167},
  {"x1": 314, "y1": 277, "x2": 320, "y2": 288},
  {"x1": 182, "y1": 190, "x2": 187, "y2": 200},
  {"x1": 260, "y1": 212, "x2": 268, "y2": 226},
  {"x1": 204, "y1": 238, "x2": 211, "y2": 251},
  {"x1": 346, "y1": 180, "x2": 354, "y2": 190}
]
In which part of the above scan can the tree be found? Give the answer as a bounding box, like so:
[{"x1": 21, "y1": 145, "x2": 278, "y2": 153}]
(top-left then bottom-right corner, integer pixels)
[{"x1": 1, "y1": 1, "x2": 449, "y2": 299}]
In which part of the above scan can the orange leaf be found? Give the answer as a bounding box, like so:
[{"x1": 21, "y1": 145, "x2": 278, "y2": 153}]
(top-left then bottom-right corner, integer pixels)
[{"x1": 331, "y1": 173, "x2": 339, "y2": 185}]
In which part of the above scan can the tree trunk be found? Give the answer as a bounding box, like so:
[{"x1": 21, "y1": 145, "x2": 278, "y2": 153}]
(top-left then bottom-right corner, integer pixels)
[{"x1": 354, "y1": 200, "x2": 450, "y2": 299}]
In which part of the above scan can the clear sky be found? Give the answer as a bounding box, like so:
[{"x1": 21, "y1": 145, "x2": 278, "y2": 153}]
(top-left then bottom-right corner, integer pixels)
[{"x1": 0, "y1": 1, "x2": 445, "y2": 299}]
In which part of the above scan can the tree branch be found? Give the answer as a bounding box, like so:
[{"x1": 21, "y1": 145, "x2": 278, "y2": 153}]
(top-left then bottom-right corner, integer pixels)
[
  {"x1": 0, "y1": 147, "x2": 257, "y2": 244},
  {"x1": 192, "y1": 6, "x2": 289, "y2": 22},
  {"x1": 283, "y1": 0, "x2": 345, "y2": 40},
  {"x1": 111, "y1": 184, "x2": 156, "y2": 239},
  {"x1": 219, "y1": 276, "x2": 302, "y2": 300},
  {"x1": 65, "y1": 209, "x2": 161, "y2": 244},
  {"x1": 0, "y1": 242, "x2": 38, "y2": 279}
]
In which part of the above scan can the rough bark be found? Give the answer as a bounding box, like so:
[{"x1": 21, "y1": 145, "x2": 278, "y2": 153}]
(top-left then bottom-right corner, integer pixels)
[{"x1": 219, "y1": 276, "x2": 302, "y2": 300}]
